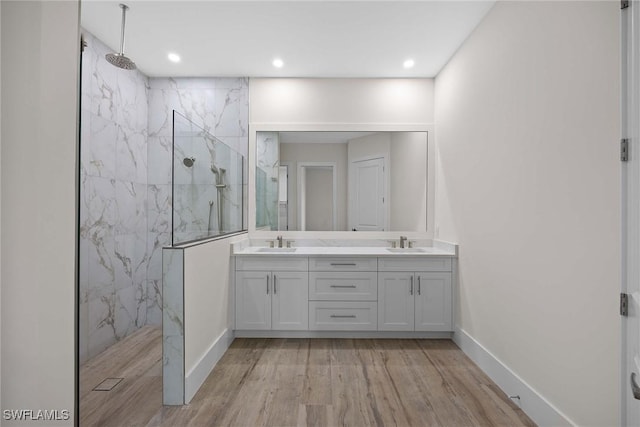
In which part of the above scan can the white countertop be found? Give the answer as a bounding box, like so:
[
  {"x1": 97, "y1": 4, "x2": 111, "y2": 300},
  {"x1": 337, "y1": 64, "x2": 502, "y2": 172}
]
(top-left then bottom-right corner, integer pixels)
[{"x1": 233, "y1": 246, "x2": 456, "y2": 257}]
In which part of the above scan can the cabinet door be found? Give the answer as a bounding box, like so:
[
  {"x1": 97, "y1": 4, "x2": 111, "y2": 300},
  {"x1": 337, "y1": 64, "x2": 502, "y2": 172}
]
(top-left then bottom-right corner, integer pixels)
[
  {"x1": 236, "y1": 271, "x2": 271, "y2": 330},
  {"x1": 272, "y1": 271, "x2": 309, "y2": 330},
  {"x1": 415, "y1": 272, "x2": 452, "y2": 331},
  {"x1": 378, "y1": 272, "x2": 415, "y2": 331}
]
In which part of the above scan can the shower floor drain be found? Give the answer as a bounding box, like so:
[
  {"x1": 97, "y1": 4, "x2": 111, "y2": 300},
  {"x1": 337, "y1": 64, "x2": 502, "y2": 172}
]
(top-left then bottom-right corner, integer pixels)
[{"x1": 93, "y1": 378, "x2": 123, "y2": 391}]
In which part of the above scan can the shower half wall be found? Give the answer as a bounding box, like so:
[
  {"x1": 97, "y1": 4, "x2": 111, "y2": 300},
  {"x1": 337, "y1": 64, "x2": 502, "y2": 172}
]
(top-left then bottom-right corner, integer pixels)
[{"x1": 79, "y1": 29, "x2": 249, "y2": 364}]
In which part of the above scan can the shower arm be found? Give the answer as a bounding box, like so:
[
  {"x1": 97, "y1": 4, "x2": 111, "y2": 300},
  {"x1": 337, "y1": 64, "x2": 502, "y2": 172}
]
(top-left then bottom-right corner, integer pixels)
[{"x1": 118, "y1": 4, "x2": 128, "y2": 55}]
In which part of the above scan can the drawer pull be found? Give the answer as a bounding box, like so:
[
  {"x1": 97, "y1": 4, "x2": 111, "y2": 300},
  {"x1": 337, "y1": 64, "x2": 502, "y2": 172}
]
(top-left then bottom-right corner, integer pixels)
[
  {"x1": 330, "y1": 314, "x2": 357, "y2": 318},
  {"x1": 330, "y1": 285, "x2": 357, "y2": 288},
  {"x1": 273, "y1": 274, "x2": 277, "y2": 294},
  {"x1": 417, "y1": 276, "x2": 421, "y2": 295},
  {"x1": 410, "y1": 276, "x2": 414, "y2": 295},
  {"x1": 330, "y1": 263, "x2": 357, "y2": 266},
  {"x1": 266, "y1": 275, "x2": 269, "y2": 295}
]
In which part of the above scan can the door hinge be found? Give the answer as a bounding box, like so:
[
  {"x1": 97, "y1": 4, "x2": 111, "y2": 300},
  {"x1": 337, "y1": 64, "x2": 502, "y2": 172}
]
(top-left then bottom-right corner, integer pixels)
[
  {"x1": 621, "y1": 138, "x2": 629, "y2": 162},
  {"x1": 621, "y1": 293, "x2": 629, "y2": 316},
  {"x1": 622, "y1": 0, "x2": 629, "y2": 9}
]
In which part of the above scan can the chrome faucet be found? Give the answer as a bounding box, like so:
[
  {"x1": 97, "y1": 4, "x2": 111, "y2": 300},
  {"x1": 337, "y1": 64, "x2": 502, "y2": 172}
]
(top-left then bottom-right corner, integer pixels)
[
  {"x1": 399, "y1": 236, "x2": 408, "y2": 248},
  {"x1": 276, "y1": 235, "x2": 283, "y2": 248}
]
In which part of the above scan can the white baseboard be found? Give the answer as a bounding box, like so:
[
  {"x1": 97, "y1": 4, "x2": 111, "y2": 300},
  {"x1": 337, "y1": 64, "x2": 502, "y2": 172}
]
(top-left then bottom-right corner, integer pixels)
[
  {"x1": 184, "y1": 328, "x2": 235, "y2": 403},
  {"x1": 234, "y1": 330, "x2": 453, "y2": 339},
  {"x1": 453, "y1": 327, "x2": 575, "y2": 427}
]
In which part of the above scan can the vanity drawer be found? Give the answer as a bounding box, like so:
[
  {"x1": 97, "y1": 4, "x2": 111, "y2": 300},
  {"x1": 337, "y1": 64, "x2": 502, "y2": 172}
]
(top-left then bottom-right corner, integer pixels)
[
  {"x1": 309, "y1": 257, "x2": 377, "y2": 272},
  {"x1": 309, "y1": 272, "x2": 377, "y2": 301},
  {"x1": 236, "y1": 256, "x2": 308, "y2": 271},
  {"x1": 309, "y1": 301, "x2": 377, "y2": 331},
  {"x1": 378, "y1": 257, "x2": 451, "y2": 272}
]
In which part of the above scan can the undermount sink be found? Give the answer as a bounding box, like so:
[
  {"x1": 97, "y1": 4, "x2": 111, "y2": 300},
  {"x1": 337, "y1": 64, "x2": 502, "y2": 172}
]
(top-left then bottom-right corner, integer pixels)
[
  {"x1": 386, "y1": 248, "x2": 426, "y2": 253},
  {"x1": 256, "y1": 247, "x2": 297, "y2": 253}
]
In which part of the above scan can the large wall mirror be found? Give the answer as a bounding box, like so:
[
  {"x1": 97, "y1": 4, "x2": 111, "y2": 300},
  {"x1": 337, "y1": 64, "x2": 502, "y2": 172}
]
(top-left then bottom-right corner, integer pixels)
[{"x1": 256, "y1": 131, "x2": 428, "y2": 232}]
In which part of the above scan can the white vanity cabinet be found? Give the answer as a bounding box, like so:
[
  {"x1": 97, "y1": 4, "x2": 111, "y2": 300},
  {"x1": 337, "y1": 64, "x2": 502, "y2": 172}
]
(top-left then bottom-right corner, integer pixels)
[
  {"x1": 308, "y1": 257, "x2": 378, "y2": 331},
  {"x1": 378, "y1": 258, "x2": 453, "y2": 332},
  {"x1": 235, "y1": 257, "x2": 309, "y2": 331},
  {"x1": 234, "y1": 249, "x2": 456, "y2": 336}
]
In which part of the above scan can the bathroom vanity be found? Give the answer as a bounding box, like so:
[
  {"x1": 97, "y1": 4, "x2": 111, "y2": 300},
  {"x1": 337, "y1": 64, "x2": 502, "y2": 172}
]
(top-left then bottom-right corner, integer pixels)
[{"x1": 232, "y1": 241, "x2": 457, "y2": 337}]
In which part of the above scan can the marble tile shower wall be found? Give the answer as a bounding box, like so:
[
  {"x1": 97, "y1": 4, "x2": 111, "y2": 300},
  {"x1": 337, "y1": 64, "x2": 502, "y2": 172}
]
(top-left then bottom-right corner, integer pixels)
[
  {"x1": 146, "y1": 77, "x2": 249, "y2": 321},
  {"x1": 80, "y1": 31, "x2": 249, "y2": 364},
  {"x1": 79, "y1": 32, "x2": 149, "y2": 363}
]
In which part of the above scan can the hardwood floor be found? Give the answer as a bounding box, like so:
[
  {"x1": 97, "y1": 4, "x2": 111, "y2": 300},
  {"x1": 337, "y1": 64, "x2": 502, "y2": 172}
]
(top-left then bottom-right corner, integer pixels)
[{"x1": 80, "y1": 328, "x2": 536, "y2": 426}]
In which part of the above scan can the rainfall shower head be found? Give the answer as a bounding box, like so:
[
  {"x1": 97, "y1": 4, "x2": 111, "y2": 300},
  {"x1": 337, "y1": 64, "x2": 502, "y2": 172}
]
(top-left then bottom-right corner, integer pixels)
[
  {"x1": 105, "y1": 4, "x2": 136, "y2": 70},
  {"x1": 106, "y1": 53, "x2": 136, "y2": 70},
  {"x1": 183, "y1": 157, "x2": 195, "y2": 167}
]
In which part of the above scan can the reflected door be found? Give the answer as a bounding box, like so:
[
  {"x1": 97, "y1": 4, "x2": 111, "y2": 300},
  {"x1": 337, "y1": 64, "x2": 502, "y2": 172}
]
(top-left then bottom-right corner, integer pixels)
[{"x1": 349, "y1": 157, "x2": 385, "y2": 231}]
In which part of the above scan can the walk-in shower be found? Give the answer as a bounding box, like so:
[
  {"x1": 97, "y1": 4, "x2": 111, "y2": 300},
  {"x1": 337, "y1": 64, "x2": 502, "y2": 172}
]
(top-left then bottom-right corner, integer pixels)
[{"x1": 172, "y1": 111, "x2": 244, "y2": 244}]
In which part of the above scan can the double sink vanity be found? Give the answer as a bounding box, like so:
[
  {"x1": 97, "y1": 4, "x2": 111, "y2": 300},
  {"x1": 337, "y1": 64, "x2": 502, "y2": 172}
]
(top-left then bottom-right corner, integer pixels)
[{"x1": 232, "y1": 239, "x2": 457, "y2": 337}]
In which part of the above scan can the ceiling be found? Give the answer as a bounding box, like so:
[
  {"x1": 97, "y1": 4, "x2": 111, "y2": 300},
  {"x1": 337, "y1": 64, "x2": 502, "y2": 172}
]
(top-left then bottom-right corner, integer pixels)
[{"x1": 81, "y1": 1, "x2": 495, "y2": 78}]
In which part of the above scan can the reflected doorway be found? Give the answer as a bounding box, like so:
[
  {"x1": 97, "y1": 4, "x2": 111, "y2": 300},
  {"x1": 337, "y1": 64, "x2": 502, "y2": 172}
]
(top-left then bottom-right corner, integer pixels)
[{"x1": 297, "y1": 162, "x2": 337, "y2": 231}]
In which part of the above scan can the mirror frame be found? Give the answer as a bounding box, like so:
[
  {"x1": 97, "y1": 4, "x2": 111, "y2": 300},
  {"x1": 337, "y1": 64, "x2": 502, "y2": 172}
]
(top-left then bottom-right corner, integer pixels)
[{"x1": 249, "y1": 123, "x2": 436, "y2": 239}]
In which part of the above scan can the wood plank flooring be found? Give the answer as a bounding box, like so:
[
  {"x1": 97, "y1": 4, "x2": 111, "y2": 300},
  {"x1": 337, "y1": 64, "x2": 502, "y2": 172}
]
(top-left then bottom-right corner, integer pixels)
[{"x1": 80, "y1": 328, "x2": 536, "y2": 427}]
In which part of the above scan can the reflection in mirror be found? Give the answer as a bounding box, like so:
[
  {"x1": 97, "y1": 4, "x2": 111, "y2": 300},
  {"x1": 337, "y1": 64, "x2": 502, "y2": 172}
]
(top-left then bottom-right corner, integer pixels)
[{"x1": 255, "y1": 131, "x2": 427, "y2": 232}]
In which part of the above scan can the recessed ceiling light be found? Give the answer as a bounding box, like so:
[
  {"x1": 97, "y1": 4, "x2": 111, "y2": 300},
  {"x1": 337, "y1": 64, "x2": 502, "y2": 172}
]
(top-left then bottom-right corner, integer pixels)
[
  {"x1": 168, "y1": 52, "x2": 181, "y2": 63},
  {"x1": 272, "y1": 58, "x2": 284, "y2": 68},
  {"x1": 403, "y1": 59, "x2": 415, "y2": 69}
]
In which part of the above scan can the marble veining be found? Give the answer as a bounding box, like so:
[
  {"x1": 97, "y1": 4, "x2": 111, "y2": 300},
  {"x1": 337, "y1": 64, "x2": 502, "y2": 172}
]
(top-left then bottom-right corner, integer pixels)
[
  {"x1": 162, "y1": 97, "x2": 246, "y2": 244},
  {"x1": 162, "y1": 248, "x2": 184, "y2": 405},
  {"x1": 80, "y1": 30, "x2": 150, "y2": 363},
  {"x1": 80, "y1": 30, "x2": 250, "y2": 365}
]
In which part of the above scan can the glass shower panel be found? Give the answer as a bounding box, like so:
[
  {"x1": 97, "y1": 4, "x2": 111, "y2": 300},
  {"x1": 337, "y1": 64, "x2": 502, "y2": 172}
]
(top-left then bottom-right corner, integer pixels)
[{"x1": 172, "y1": 111, "x2": 244, "y2": 245}]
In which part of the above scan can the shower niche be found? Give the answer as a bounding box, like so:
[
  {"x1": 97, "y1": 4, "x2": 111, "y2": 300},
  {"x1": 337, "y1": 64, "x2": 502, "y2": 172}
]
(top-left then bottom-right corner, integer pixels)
[{"x1": 172, "y1": 111, "x2": 245, "y2": 244}]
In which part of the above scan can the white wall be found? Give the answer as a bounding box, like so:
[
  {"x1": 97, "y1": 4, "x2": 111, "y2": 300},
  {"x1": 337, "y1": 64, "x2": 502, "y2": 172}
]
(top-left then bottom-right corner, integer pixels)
[
  {"x1": 280, "y1": 142, "x2": 348, "y2": 230},
  {"x1": 250, "y1": 78, "x2": 434, "y2": 125},
  {"x1": 1, "y1": 1, "x2": 79, "y2": 425},
  {"x1": 348, "y1": 133, "x2": 390, "y2": 161},
  {"x1": 183, "y1": 234, "x2": 246, "y2": 396},
  {"x1": 390, "y1": 132, "x2": 427, "y2": 231},
  {"x1": 435, "y1": 1, "x2": 619, "y2": 425}
]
